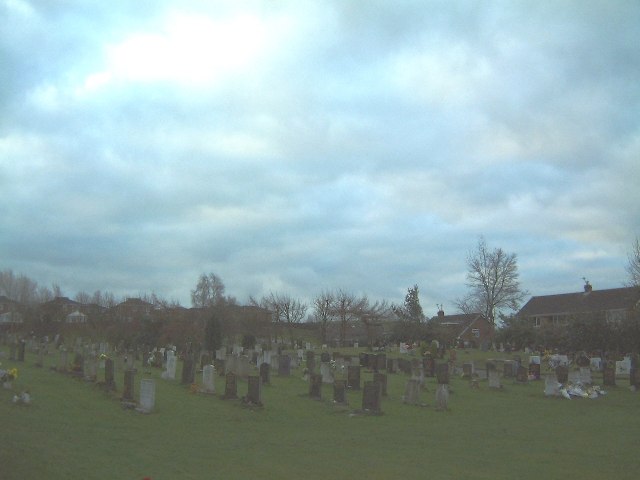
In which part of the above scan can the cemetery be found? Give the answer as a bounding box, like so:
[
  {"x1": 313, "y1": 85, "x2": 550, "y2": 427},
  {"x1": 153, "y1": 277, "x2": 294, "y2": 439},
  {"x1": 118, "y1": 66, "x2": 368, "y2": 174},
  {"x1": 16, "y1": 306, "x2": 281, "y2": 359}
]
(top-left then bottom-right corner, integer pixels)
[{"x1": 1, "y1": 340, "x2": 639, "y2": 480}]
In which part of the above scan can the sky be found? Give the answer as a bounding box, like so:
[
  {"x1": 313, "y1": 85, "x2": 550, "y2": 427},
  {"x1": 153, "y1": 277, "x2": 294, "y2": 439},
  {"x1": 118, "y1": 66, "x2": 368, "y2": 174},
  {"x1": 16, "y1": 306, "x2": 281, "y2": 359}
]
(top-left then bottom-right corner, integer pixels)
[{"x1": 1, "y1": 0, "x2": 639, "y2": 315}]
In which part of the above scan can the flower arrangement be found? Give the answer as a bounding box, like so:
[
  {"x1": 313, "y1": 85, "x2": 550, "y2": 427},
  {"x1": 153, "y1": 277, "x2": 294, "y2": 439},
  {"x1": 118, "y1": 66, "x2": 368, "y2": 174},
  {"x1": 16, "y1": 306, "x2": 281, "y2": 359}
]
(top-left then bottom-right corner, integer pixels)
[{"x1": 1, "y1": 366, "x2": 18, "y2": 386}]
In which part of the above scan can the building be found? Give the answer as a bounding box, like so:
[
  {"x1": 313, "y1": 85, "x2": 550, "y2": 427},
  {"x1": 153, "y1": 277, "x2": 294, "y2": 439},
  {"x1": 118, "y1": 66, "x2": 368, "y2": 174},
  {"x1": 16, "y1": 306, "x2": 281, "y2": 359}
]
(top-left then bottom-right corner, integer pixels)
[
  {"x1": 429, "y1": 309, "x2": 493, "y2": 348},
  {"x1": 518, "y1": 282, "x2": 640, "y2": 328},
  {"x1": 0, "y1": 295, "x2": 23, "y2": 325}
]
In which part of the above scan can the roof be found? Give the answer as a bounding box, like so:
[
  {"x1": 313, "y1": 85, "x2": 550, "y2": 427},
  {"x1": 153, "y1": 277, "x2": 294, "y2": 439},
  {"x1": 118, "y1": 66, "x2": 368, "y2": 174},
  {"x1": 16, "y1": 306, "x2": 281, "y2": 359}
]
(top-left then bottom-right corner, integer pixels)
[
  {"x1": 430, "y1": 312, "x2": 483, "y2": 326},
  {"x1": 518, "y1": 286, "x2": 640, "y2": 317}
]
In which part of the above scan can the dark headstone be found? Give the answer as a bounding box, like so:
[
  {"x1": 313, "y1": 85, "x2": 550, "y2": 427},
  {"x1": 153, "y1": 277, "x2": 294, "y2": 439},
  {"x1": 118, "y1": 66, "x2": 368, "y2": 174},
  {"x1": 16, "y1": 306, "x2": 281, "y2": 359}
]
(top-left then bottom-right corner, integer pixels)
[
  {"x1": 436, "y1": 363, "x2": 449, "y2": 385},
  {"x1": 516, "y1": 366, "x2": 528, "y2": 383},
  {"x1": 555, "y1": 365, "x2": 569, "y2": 384},
  {"x1": 503, "y1": 361, "x2": 515, "y2": 378},
  {"x1": 362, "y1": 381, "x2": 382, "y2": 413},
  {"x1": 223, "y1": 373, "x2": 238, "y2": 399},
  {"x1": 259, "y1": 362, "x2": 270, "y2": 385},
  {"x1": 423, "y1": 356, "x2": 435, "y2": 377},
  {"x1": 309, "y1": 374, "x2": 322, "y2": 399},
  {"x1": 462, "y1": 363, "x2": 473, "y2": 378},
  {"x1": 630, "y1": 356, "x2": 638, "y2": 387},
  {"x1": 246, "y1": 375, "x2": 262, "y2": 405},
  {"x1": 486, "y1": 361, "x2": 497, "y2": 372},
  {"x1": 215, "y1": 359, "x2": 226, "y2": 376},
  {"x1": 321, "y1": 352, "x2": 331, "y2": 363},
  {"x1": 333, "y1": 379, "x2": 347, "y2": 404},
  {"x1": 403, "y1": 379, "x2": 421, "y2": 405},
  {"x1": 9, "y1": 343, "x2": 16, "y2": 361},
  {"x1": 200, "y1": 353, "x2": 211, "y2": 370},
  {"x1": 347, "y1": 365, "x2": 361, "y2": 390},
  {"x1": 72, "y1": 353, "x2": 84, "y2": 376},
  {"x1": 17, "y1": 341, "x2": 26, "y2": 362},
  {"x1": 306, "y1": 351, "x2": 316, "y2": 372},
  {"x1": 387, "y1": 357, "x2": 398, "y2": 374},
  {"x1": 104, "y1": 358, "x2": 116, "y2": 390},
  {"x1": 359, "y1": 352, "x2": 367, "y2": 367},
  {"x1": 122, "y1": 369, "x2": 135, "y2": 402},
  {"x1": 603, "y1": 366, "x2": 616, "y2": 386},
  {"x1": 181, "y1": 357, "x2": 195, "y2": 385},
  {"x1": 398, "y1": 358, "x2": 412, "y2": 375},
  {"x1": 377, "y1": 354, "x2": 387, "y2": 371},
  {"x1": 373, "y1": 373, "x2": 387, "y2": 396},
  {"x1": 278, "y1": 355, "x2": 291, "y2": 376}
]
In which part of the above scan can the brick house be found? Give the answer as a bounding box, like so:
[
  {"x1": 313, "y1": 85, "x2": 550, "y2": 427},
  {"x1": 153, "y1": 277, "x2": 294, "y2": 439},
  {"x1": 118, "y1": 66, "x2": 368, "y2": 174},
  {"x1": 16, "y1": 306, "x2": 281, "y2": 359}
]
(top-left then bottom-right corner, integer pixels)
[
  {"x1": 429, "y1": 309, "x2": 493, "y2": 348},
  {"x1": 517, "y1": 282, "x2": 640, "y2": 328}
]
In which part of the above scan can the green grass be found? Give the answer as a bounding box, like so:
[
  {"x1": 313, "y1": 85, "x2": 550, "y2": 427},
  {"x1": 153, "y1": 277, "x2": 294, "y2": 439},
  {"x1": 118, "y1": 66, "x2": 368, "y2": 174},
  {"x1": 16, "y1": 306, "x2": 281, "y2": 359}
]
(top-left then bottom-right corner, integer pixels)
[{"x1": 1, "y1": 348, "x2": 639, "y2": 480}]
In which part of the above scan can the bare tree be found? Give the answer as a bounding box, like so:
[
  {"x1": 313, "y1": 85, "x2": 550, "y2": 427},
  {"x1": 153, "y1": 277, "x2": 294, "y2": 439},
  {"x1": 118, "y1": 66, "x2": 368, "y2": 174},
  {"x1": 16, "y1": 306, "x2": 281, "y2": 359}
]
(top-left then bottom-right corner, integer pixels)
[
  {"x1": 332, "y1": 290, "x2": 368, "y2": 347},
  {"x1": 191, "y1": 273, "x2": 227, "y2": 308},
  {"x1": 254, "y1": 292, "x2": 306, "y2": 346},
  {"x1": 360, "y1": 298, "x2": 392, "y2": 348},
  {"x1": 626, "y1": 236, "x2": 640, "y2": 287},
  {"x1": 456, "y1": 237, "x2": 528, "y2": 330},
  {"x1": 313, "y1": 290, "x2": 335, "y2": 344},
  {"x1": 0, "y1": 269, "x2": 39, "y2": 304},
  {"x1": 75, "y1": 291, "x2": 92, "y2": 304}
]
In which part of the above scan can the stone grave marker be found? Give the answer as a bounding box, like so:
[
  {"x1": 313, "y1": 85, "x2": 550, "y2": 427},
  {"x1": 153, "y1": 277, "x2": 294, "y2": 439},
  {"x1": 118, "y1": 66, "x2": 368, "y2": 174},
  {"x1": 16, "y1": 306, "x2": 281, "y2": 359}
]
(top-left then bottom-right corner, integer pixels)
[
  {"x1": 462, "y1": 362, "x2": 473, "y2": 378},
  {"x1": 223, "y1": 373, "x2": 238, "y2": 399},
  {"x1": 35, "y1": 345, "x2": 44, "y2": 368},
  {"x1": 516, "y1": 365, "x2": 528, "y2": 383},
  {"x1": 237, "y1": 355, "x2": 250, "y2": 378},
  {"x1": 9, "y1": 343, "x2": 16, "y2": 361},
  {"x1": 544, "y1": 374, "x2": 561, "y2": 396},
  {"x1": 387, "y1": 357, "x2": 398, "y2": 374},
  {"x1": 347, "y1": 365, "x2": 361, "y2": 390},
  {"x1": 503, "y1": 360, "x2": 515, "y2": 378},
  {"x1": 320, "y1": 362, "x2": 334, "y2": 384},
  {"x1": 590, "y1": 357, "x2": 602, "y2": 371},
  {"x1": 258, "y1": 362, "x2": 270, "y2": 385},
  {"x1": 306, "y1": 351, "x2": 316, "y2": 373},
  {"x1": 603, "y1": 365, "x2": 616, "y2": 386},
  {"x1": 309, "y1": 373, "x2": 322, "y2": 399},
  {"x1": 373, "y1": 373, "x2": 387, "y2": 396},
  {"x1": 435, "y1": 384, "x2": 449, "y2": 410},
  {"x1": 17, "y1": 341, "x2": 26, "y2": 362},
  {"x1": 216, "y1": 348, "x2": 226, "y2": 361},
  {"x1": 270, "y1": 354, "x2": 280, "y2": 372},
  {"x1": 162, "y1": 354, "x2": 177, "y2": 380},
  {"x1": 122, "y1": 369, "x2": 136, "y2": 403},
  {"x1": 333, "y1": 379, "x2": 347, "y2": 404},
  {"x1": 246, "y1": 375, "x2": 262, "y2": 406},
  {"x1": 579, "y1": 367, "x2": 592, "y2": 385},
  {"x1": 436, "y1": 363, "x2": 449, "y2": 385},
  {"x1": 58, "y1": 350, "x2": 69, "y2": 372},
  {"x1": 320, "y1": 352, "x2": 331, "y2": 363},
  {"x1": 278, "y1": 355, "x2": 291, "y2": 376},
  {"x1": 104, "y1": 358, "x2": 116, "y2": 390},
  {"x1": 200, "y1": 353, "x2": 211, "y2": 370},
  {"x1": 181, "y1": 356, "x2": 195, "y2": 385},
  {"x1": 362, "y1": 381, "x2": 382, "y2": 414},
  {"x1": 488, "y1": 369, "x2": 501, "y2": 389},
  {"x1": 201, "y1": 365, "x2": 216, "y2": 394},
  {"x1": 403, "y1": 379, "x2": 421, "y2": 405},
  {"x1": 214, "y1": 359, "x2": 225, "y2": 377},
  {"x1": 423, "y1": 356, "x2": 435, "y2": 377},
  {"x1": 138, "y1": 379, "x2": 156, "y2": 413},
  {"x1": 567, "y1": 370, "x2": 581, "y2": 385},
  {"x1": 358, "y1": 352, "x2": 367, "y2": 367},
  {"x1": 615, "y1": 358, "x2": 631, "y2": 376}
]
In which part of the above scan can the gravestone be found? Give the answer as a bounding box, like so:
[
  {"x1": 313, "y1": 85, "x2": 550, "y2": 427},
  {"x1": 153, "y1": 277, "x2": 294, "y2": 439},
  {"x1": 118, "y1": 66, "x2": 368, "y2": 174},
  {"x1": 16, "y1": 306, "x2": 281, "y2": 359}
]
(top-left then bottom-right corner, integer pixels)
[
  {"x1": 122, "y1": 369, "x2": 135, "y2": 403},
  {"x1": 9, "y1": 343, "x2": 16, "y2": 361},
  {"x1": 347, "y1": 365, "x2": 361, "y2": 390},
  {"x1": 321, "y1": 352, "x2": 331, "y2": 363},
  {"x1": 181, "y1": 357, "x2": 195, "y2": 385},
  {"x1": 376, "y1": 354, "x2": 387, "y2": 372},
  {"x1": 138, "y1": 379, "x2": 156, "y2": 413},
  {"x1": 35, "y1": 346, "x2": 44, "y2": 368},
  {"x1": 403, "y1": 379, "x2": 421, "y2": 405},
  {"x1": 200, "y1": 353, "x2": 211, "y2": 370},
  {"x1": 246, "y1": 375, "x2": 262, "y2": 406},
  {"x1": 162, "y1": 354, "x2": 177, "y2": 380},
  {"x1": 603, "y1": 365, "x2": 616, "y2": 386},
  {"x1": 435, "y1": 384, "x2": 449, "y2": 410},
  {"x1": 488, "y1": 369, "x2": 501, "y2": 389},
  {"x1": 528, "y1": 363, "x2": 541, "y2": 380},
  {"x1": 436, "y1": 363, "x2": 449, "y2": 385},
  {"x1": 590, "y1": 357, "x2": 602, "y2": 371},
  {"x1": 17, "y1": 341, "x2": 26, "y2": 362},
  {"x1": 270, "y1": 354, "x2": 280, "y2": 372},
  {"x1": 278, "y1": 355, "x2": 291, "y2": 376},
  {"x1": 411, "y1": 359, "x2": 424, "y2": 387},
  {"x1": 362, "y1": 381, "x2": 382, "y2": 414},
  {"x1": 214, "y1": 359, "x2": 225, "y2": 377},
  {"x1": 567, "y1": 370, "x2": 581, "y2": 385},
  {"x1": 306, "y1": 351, "x2": 316, "y2": 373},
  {"x1": 58, "y1": 350, "x2": 69, "y2": 372},
  {"x1": 237, "y1": 355, "x2": 250, "y2": 378},
  {"x1": 358, "y1": 352, "x2": 367, "y2": 367},
  {"x1": 630, "y1": 356, "x2": 639, "y2": 387},
  {"x1": 373, "y1": 372, "x2": 387, "y2": 396},
  {"x1": 309, "y1": 373, "x2": 322, "y2": 399},
  {"x1": 333, "y1": 380, "x2": 347, "y2": 404},
  {"x1": 84, "y1": 353, "x2": 97, "y2": 381},
  {"x1": 544, "y1": 374, "x2": 561, "y2": 396},
  {"x1": 423, "y1": 356, "x2": 435, "y2": 377},
  {"x1": 503, "y1": 360, "x2": 515, "y2": 378},
  {"x1": 223, "y1": 373, "x2": 238, "y2": 399},
  {"x1": 259, "y1": 362, "x2": 270, "y2": 385},
  {"x1": 555, "y1": 365, "x2": 569, "y2": 384},
  {"x1": 516, "y1": 366, "x2": 528, "y2": 383},
  {"x1": 462, "y1": 362, "x2": 474, "y2": 378},
  {"x1": 104, "y1": 358, "x2": 116, "y2": 390},
  {"x1": 579, "y1": 367, "x2": 592, "y2": 385},
  {"x1": 615, "y1": 358, "x2": 631, "y2": 376},
  {"x1": 201, "y1": 365, "x2": 216, "y2": 394},
  {"x1": 320, "y1": 362, "x2": 334, "y2": 384},
  {"x1": 398, "y1": 358, "x2": 412, "y2": 375},
  {"x1": 216, "y1": 348, "x2": 226, "y2": 361},
  {"x1": 72, "y1": 353, "x2": 84, "y2": 377},
  {"x1": 387, "y1": 358, "x2": 398, "y2": 374}
]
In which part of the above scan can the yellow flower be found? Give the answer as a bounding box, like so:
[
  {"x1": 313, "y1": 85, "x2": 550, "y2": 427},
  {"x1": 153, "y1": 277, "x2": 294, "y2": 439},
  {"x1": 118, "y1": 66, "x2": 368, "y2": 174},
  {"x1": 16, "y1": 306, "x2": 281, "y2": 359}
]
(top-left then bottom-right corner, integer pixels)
[{"x1": 9, "y1": 368, "x2": 18, "y2": 380}]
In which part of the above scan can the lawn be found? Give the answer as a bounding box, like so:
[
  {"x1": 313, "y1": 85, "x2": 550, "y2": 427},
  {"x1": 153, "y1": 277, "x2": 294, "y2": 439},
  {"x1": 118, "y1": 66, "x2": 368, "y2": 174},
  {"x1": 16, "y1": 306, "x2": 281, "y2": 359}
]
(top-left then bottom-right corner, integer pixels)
[{"x1": 1, "y1": 347, "x2": 639, "y2": 480}]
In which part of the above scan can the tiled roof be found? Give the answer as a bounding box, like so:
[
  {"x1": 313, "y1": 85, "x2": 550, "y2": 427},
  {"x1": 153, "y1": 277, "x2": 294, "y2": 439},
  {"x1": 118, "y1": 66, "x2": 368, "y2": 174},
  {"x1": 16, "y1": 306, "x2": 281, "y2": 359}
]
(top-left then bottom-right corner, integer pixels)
[{"x1": 518, "y1": 286, "x2": 640, "y2": 317}]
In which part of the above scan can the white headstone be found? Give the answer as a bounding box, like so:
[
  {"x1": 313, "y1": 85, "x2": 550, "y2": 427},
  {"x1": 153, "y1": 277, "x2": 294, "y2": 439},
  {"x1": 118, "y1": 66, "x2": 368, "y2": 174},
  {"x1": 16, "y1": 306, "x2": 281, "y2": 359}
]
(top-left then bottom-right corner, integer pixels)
[
  {"x1": 616, "y1": 359, "x2": 631, "y2": 376},
  {"x1": 139, "y1": 379, "x2": 156, "y2": 413},
  {"x1": 544, "y1": 375, "x2": 561, "y2": 396},
  {"x1": 590, "y1": 357, "x2": 602, "y2": 371},
  {"x1": 202, "y1": 365, "x2": 215, "y2": 393},
  {"x1": 488, "y1": 369, "x2": 501, "y2": 389},
  {"x1": 529, "y1": 355, "x2": 541, "y2": 365},
  {"x1": 305, "y1": 342, "x2": 311, "y2": 350},
  {"x1": 320, "y1": 362, "x2": 334, "y2": 384},
  {"x1": 162, "y1": 354, "x2": 177, "y2": 380},
  {"x1": 579, "y1": 367, "x2": 592, "y2": 384}
]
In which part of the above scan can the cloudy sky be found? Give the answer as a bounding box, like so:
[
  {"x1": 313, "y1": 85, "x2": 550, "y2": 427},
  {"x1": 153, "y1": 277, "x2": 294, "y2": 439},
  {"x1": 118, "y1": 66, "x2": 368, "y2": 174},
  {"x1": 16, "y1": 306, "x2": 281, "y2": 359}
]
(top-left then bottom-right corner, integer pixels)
[{"x1": 1, "y1": 0, "x2": 639, "y2": 314}]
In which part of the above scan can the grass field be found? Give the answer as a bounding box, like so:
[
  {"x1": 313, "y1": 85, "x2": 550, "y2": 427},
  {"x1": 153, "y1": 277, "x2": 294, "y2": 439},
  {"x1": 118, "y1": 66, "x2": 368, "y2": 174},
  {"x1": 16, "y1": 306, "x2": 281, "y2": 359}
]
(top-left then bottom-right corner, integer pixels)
[{"x1": 1, "y1": 347, "x2": 639, "y2": 480}]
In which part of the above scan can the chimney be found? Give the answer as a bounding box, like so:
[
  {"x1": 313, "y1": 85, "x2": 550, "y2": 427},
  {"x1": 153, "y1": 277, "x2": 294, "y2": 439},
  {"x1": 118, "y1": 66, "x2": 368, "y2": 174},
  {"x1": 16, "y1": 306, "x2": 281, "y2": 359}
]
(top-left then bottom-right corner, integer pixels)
[
  {"x1": 583, "y1": 279, "x2": 592, "y2": 293},
  {"x1": 437, "y1": 304, "x2": 445, "y2": 317}
]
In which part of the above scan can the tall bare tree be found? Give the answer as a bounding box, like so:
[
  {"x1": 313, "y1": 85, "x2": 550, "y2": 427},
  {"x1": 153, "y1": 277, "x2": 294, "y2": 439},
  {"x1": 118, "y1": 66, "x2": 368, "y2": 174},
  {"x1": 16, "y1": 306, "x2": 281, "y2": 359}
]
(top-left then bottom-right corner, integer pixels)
[
  {"x1": 626, "y1": 236, "x2": 640, "y2": 287},
  {"x1": 332, "y1": 290, "x2": 368, "y2": 347},
  {"x1": 456, "y1": 237, "x2": 528, "y2": 329},
  {"x1": 191, "y1": 273, "x2": 227, "y2": 308},
  {"x1": 313, "y1": 290, "x2": 335, "y2": 344}
]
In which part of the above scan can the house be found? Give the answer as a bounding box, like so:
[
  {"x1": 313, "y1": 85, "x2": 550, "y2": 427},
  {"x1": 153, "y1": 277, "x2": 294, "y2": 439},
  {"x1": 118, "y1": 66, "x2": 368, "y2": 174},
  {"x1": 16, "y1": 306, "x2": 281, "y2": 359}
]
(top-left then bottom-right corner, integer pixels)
[
  {"x1": 517, "y1": 281, "x2": 640, "y2": 328},
  {"x1": 0, "y1": 295, "x2": 23, "y2": 325},
  {"x1": 110, "y1": 298, "x2": 154, "y2": 322},
  {"x1": 39, "y1": 297, "x2": 82, "y2": 323},
  {"x1": 429, "y1": 309, "x2": 493, "y2": 348}
]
